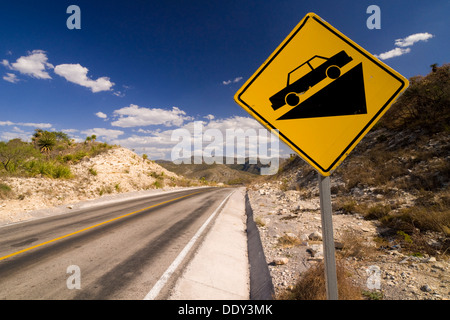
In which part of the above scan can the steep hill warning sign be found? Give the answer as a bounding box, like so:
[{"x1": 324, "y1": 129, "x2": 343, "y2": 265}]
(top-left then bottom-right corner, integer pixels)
[{"x1": 234, "y1": 12, "x2": 409, "y2": 176}]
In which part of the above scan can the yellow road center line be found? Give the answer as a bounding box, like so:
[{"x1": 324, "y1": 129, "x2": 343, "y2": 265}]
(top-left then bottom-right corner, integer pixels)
[{"x1": 0, "y1": 191, "x2": 203, "y2": 262}]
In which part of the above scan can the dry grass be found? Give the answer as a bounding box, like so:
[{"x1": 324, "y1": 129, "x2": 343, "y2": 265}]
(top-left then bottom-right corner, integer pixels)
[
  {"x1": 276, "y1": 260, "x2": 363, "y2": 300},
  {"x1": 0, "y1": 182, "x2": 13, "y2": 200},
  {"x1": 336, "y1": 149, "x2": 410, "y2": 193},
  {"x1": 254, "y1": 216, "x2": 266, "y2": 227},
  {"x1": 364, "y1": 203, "x2": 392, "y2": 221},
  {"x1": 332, "y1": 189, "x2": 450, "y2": 256},
  {"x1": 338, "y1": 229, "x2": 379, "y2": 260},
  {"x1": 393, "y1": 206, "x2": 450, "y2": 236},
  {"x1": 277, "y1": 233, "x2": 301, "y2": 248}
]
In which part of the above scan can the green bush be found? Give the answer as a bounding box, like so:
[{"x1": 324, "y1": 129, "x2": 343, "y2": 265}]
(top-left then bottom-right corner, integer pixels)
[
  {"x1": 52, "y1": 165, "x2": 72, "y2": 179},
  {"x1": 0, "y1": 139, "x2": 39, "y2": 173},
  {"x1": 0, "y1": 183, "x2": 12, "y2": 199},
  {"x1": 153, "y1": 180, "x2": 163, "y2": 189},
  {"x1": 23, "y1": 160, "x2": 72, "y2": 179}
]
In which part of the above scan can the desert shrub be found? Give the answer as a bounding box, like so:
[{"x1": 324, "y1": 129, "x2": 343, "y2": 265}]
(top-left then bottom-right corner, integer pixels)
[
  {"x1": 98, "y1": 185, "x2": 113, "y2": 196},
  {"x1": 364, "y1": 204, "x2": 391, "y2": 220},
  {"x1": 380, "y1": 64, "x2": 450, "y2": 132},
  {"x1": 0, "y1": 139, "x2": 39, "y2": 173},
  {"x1": 338, "y1": 229, "x2": 378, "y2": 260},
  {"x1": 89, "y1": 143, "x2": 113, "y2": 157},
  {"x1": 35, "y1": 131, "x2": 56, "y2": 154},
  {"x1": 0, "y1": 183, "x2": 13, "y2": 199},
  {"x1": 227, "y1": 177, "x2": 249, "y2": 185},
  {"x1": 149, "y1": 171, "x2": 163, "y2": 179},
  {"x1": 52, "y1": 164, "x2": 72, "y2": 179},
  {"x1": 277, "y1": 233, "x2": 301, "y2": 248},
  {"x1": 395, "y1": 205, "x2": 450, "y2": 236},
  {"x1": 23, "y1": 160, "x2": 72, "y2": 179},
  {"x1": 153, "y1": 180, "x2": 163, "y2": 189},
  {"x1": 61, "y1": 154, "x2": 74, "y2": 162},
  {"x1": 332, "y1": 197, "x2": 359, "y2": 214},
  {"x1": 254, "y1": 216, "x2": 266, "y2": 227},
  {"x1": 338, "y1": 149, "x2": 409, "y2": 192},
  {"x1": 373, "y1": 193, "x2": 450, "y2": 255},
  {"x1": 362, "y1": 290, "x2": 383, "y2": 300},
  {"x1": 276, "y1": 261, "x2": 362, "y2": 300}
]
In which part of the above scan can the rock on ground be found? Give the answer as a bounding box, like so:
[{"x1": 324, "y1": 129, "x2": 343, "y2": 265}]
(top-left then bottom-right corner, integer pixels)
[{"x1": 247, "y1": 183, "x2": 450, "y2": 300}]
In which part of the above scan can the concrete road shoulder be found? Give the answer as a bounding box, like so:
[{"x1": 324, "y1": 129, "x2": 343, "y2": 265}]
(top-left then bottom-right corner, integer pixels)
[{"x1": 168, "y1": 187, "x2": 250, "y2": 300}]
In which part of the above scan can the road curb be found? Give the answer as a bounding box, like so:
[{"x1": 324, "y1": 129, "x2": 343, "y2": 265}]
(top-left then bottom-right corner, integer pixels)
[
  {"x1": 245, "y1": 191, "x2": 274, "y2": 300},
  {"x1": 166, "y1": 187, "x2": 249, "y2": 300}
]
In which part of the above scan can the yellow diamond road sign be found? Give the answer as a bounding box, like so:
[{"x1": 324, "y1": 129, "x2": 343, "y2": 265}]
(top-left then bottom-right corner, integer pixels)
[{"x1": 234, "y1": 13, "x2": 409, "y2": 176}]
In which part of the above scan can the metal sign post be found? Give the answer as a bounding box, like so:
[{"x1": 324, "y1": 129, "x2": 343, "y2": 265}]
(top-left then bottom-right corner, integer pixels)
[{"x1": 318, "y1": 174, "x2": 338, "y2": 300}]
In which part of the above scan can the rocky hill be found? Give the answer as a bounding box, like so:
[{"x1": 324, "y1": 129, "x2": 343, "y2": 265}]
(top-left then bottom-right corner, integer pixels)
[
  {"x1": 155, "y1": 157, "x2": 270, "y2": 185},
  {"x1": 247, "y1": 64, "x2": 449, "y2": 299},
  {"x1": 0, "y1": 146, "x2": 200, "y2": 225}
]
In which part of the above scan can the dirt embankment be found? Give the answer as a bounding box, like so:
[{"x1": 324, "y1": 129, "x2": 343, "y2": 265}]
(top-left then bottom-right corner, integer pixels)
[{"x1": 0, "y1": 147, "x2": 198, "y2": 225}]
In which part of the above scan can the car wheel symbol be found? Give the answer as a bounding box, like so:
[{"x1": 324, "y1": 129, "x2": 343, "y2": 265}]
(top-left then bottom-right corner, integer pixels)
[
  {"x1": 326, "y1": 65, "x2": 341, "y2": 79},
  {"x1": 285, "y1": 92, "x2": 301, "y2": 107}
]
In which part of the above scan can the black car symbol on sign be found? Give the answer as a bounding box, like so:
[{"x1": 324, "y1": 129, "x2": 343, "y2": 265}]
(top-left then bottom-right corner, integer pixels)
[{"x1": 269, "y1": 50, "x2": 353, "y2": 110}]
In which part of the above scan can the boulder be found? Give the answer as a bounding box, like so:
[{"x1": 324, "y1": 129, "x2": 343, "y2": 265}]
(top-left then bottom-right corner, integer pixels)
[
  {"x1": 309, "y1": 231, "x2": 322, "y2": 241},
  {"x1": 273, "y1": 257, "x2": 289, "y2": 265}
]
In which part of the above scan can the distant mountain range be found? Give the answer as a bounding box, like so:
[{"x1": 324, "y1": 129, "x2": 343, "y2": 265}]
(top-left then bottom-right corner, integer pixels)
[{"x1": 155, "y1": 157, "x2": 288, "y2": 184}]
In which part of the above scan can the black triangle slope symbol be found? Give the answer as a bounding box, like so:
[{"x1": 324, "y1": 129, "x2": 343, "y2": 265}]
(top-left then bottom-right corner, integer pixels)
[{"x1": 277, "y1": 63, "x2": 367, "y2": 120}]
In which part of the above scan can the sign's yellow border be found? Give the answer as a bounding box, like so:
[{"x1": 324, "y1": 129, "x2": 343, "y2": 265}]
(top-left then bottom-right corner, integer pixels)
[{"x1": 234, "y1": 13, "x2": 409, "y2": 176}]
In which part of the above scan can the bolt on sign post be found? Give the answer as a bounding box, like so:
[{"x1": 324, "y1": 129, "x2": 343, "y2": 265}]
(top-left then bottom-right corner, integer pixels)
[{"x1": 234, "y1": 12, "x2": 409, "y2": 300}]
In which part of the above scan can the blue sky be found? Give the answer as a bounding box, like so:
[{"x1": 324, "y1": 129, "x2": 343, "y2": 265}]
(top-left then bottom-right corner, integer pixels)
[{"x1": 0, "y1": 0, "x2": 448, "y2": 160}]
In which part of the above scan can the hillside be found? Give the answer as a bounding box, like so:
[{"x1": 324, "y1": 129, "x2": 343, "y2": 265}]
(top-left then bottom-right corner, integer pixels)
[
  {"x1": 155, "y1": 157, "x2": 268, "y2": 185},
  {"x1": 247, "y1": 64, "x2": 449, "y2": 299},
  {"x1": 272, "y1": 64, "x2": 449, "y2": 236},
  {"x1": 0, "y1": 144, "x2": 201, "y2": 225}
]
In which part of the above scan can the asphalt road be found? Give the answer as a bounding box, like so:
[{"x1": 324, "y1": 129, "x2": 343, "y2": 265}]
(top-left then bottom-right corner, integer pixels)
[{"x1": 0, "y1": 187, "x2": 234, "y2": 300}]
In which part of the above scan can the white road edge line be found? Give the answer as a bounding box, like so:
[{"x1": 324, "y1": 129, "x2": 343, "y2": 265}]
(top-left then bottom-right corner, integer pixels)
[{"x1": 143, "y1": 190, "x2": 235, "y2": 300}]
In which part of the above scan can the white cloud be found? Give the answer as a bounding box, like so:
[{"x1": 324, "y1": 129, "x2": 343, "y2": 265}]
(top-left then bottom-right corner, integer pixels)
[
  {"x1": 201, "y1": 115, "x2": 264, "y2": 132},
  {"x1": 376, "y1": 32, "x2": 434, "y2": 60},
  {"x1": 54, "y1": 63, "x2": 114, "y2": 93},
  {"x1": 109, "y1": 115, "x2": 291, "y2": 161},
  {"x1": 0, "y1": 120, "x2": 53, "y2": 142},
  {"x1": 0, "y1": 131, "x2": 32, "y2": 142},
  {"x1": 95, "y1": 111, "x2": 108, "y2": 119},
  {"x1": 12, "y1": 126, "x2": 25, "y2": 133},
  {"x1": 111, "y1": 104, "x2": 193, "y2": 128},
  {"x1": 61, "y1": 129, "x2": 79, "y2": 133},
  {"x1": 223, "y1": 76, "x2": 243, "y2": 85},
  {"x1": 395, "y1": 32, "x2": 434, "y2": 47},
  {"x1": 3, "y1": 73, "x2": 19, "y2": 83},
  {"x1": 136, "y1": 128, "x2": 158, "y2": 134},
  {"x1": 4, "y1": 50, "x2": 53, "y2": 79},
  {"x1": 0, "y1": 120, "x2": 52, "y2": 128},
  {"x1": 113, "y1": 91, "x2": 125, "y2": 97},
  {"x1": 21, "y1": 122, "x2": 53, "y2": 128},
  {"x1": 2, "y1": 50, "x2": 116, "y2": 93},
  {"x1": 81, "y1": 128, "x2": 124, "y2": 140},
  {"x1": 375, "y1": 47, "x2": 411, "y2": 60}
]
